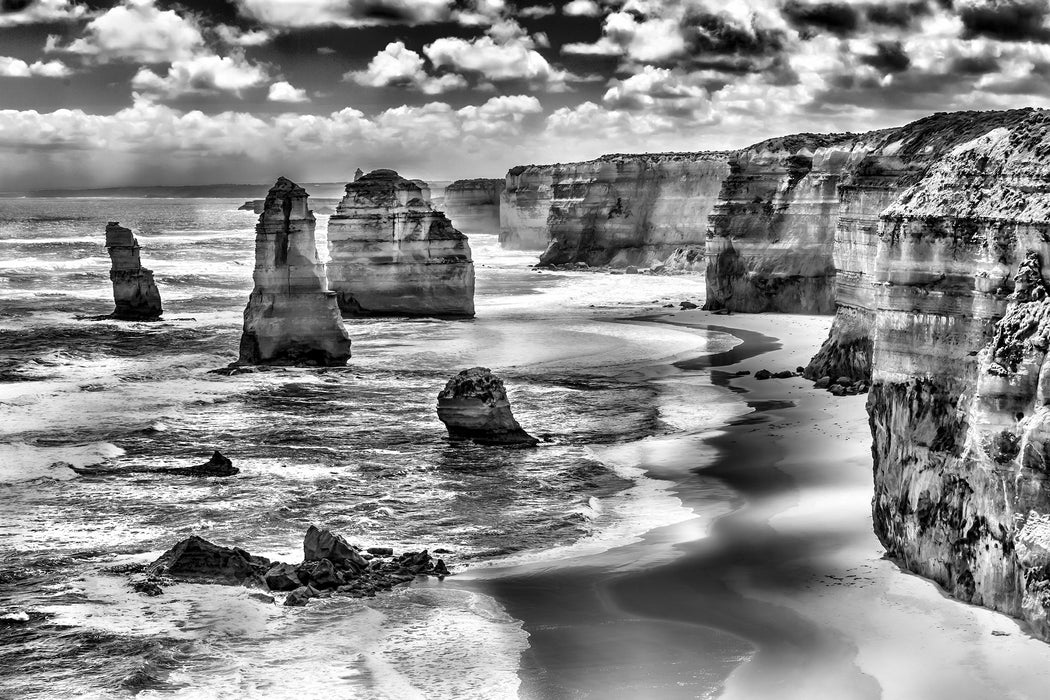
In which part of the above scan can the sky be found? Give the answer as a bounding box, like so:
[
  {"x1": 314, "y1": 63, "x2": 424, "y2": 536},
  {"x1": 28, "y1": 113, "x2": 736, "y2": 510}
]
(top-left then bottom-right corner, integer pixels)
[{"x1": 1, "y1": 0, "x2": 1049, "y2": 189}]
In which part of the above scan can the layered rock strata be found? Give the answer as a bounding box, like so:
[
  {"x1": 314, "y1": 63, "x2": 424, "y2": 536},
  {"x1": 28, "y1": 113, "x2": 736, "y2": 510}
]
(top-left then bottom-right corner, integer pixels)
[
  {"x1": 326, "y1": 169, "x2": 475, "y2": 317},
  {"x1": 501, "y1": 165, "x2": 555, "y2": 250},
  {"x1": 238, "y1": 177, "x2": 351, "y2": 366},
  {"x1": 437, "y1": 367, "x2": 538, "y2": 445},
  {"x1": 859, "y1": 111, "x2": 1050, "y2": 640},
  {"x1": 443, "y1": 178, "x2": 504, "y2": 234},
  {"x1": 104, "y1": 222, "x2": 163, "y2": 320}
]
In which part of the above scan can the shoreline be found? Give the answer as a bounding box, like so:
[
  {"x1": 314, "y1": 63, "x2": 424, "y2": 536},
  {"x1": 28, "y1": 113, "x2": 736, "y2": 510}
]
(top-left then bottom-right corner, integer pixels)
[{"x1": 453, "y1": 309, "x2": 1050, "y2": 699}]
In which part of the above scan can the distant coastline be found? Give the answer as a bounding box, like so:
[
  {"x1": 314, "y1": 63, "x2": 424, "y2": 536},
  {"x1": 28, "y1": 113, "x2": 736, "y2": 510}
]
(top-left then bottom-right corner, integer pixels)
[{"x1": 0, "y1": 180, "x2": 456, "y2": 200}]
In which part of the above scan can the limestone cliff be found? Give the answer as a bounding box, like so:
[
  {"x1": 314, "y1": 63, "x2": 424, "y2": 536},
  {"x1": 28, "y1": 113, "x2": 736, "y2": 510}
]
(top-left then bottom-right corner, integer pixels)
[
  {"x1": 326, "y1": 169, "x2": 475, "y2": 317},
  {"x1": 105, "y1": 222, "x2": 162, "y2": 320},
  {"x1": 857, "y1": 110, "x2": 1050, "y2": 639},
  {"x1": 443, "y1": 178, "x2": 504, "y2": 235},
  {"x1": 537, "y1": 154, "x2": 730, "y2": 268},
  {"x1": 501, "y1": 165, "x2": 554, "y2": 250},
  {"x1": 238, "y1": 177, "x2": 350, "y2": 366}
]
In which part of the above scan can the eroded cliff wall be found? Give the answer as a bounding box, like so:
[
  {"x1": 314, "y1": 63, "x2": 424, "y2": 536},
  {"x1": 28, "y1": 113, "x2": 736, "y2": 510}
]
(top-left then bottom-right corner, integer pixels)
[
  {"x1": 500, "y1": 166, "x2": 554, "y2": 250},
  {"x1": 443, "y1": 178, "x2": 503, "y2": 235}
]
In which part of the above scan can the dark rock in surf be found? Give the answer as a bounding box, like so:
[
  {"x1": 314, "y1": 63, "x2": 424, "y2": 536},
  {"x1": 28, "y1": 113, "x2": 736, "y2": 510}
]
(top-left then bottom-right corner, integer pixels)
[
  {"x1": 263, "y1": 562, "x2": 301, "y2": 591},
  {"x1": 303, "y1": 525, "x2": 367, "y2": 568},
  {"x1": 437, "y1": 367, "x2": 538, "y2": 446},
  {"x1": 296, "y1": 558, "x2": 342, "y2": 589},
  {"x1": 284, "y1": 585, "x2": 323, "y2": 607},
  {"x1": 158, "y1": 451, "x2": 238, "y2": 477},
  {"x1": 147, "y1": 535, "x2": 271, "y2": 585}
]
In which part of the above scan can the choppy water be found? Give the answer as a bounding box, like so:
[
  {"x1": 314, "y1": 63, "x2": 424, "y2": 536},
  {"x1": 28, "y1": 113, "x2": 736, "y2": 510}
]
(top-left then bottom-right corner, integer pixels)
[{"x1": 0, "y1": 198, "x2": 743, "y2": 698}]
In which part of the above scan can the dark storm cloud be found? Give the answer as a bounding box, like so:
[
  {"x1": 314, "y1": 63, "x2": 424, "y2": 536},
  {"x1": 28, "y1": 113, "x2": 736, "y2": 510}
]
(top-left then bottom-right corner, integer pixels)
[
  {"x1": 958, "y1": 0, "x2": 1050, "y2": 41},
  {"x1": 950, "y1": 54, "x2": 1001, "y2": 73},
  {"x1": 781, "y1": 1, "x2": 860, "y2": 36},
  {"x1": 685, "y1": 10, "x2": 786, "y2": 56},
  {"x1": 1, "y1": 0, "x2": 33, "y2": 11},
  {"x1": 861, "y1": 41, "x2": 912, "y2": 72},
  {"x1": 865, "y1": 1, "x2": 934, "y2": 27}
]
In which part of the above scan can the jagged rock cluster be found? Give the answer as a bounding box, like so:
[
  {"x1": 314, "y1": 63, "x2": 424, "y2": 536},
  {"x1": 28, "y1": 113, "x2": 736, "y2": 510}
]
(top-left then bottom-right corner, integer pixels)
[
  {"x1": 326, "y1": 169, "x2": 475, "y2": 317},
  {"x1": 442, "y1": 178, "x2": 503, "y2": 235},
  {"x1": 437, "y1": 367, "x2": 538, "y2": 445},
  {"x1": 238, "y1": 177, "x2": 351, "y2": 366},
  {"x1": 130, "y1": 526, "x2": 449, "y2": 606},
  {"x1": 104, "y1": 222, "x2": 163, "y2": 320}
]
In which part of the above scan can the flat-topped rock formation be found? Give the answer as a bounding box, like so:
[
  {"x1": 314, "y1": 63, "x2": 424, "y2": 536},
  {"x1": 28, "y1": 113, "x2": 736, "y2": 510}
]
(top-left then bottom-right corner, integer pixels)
[
  {"x1": 238, "y1": 177, "x2": 351, "y2": 366},
  {"x1": 104, "y1": 222, "x2": 162, "y2": 320},
  {"x1": 437, "y1": 367, "x2": 537, "y2": 446},
  {"x1": 501, "y1": 165, "x2": 555, "y2": 250},
  {"x1": 326, "y1": 169, "x2": 475, "y2": 317},
  {"x1": 443, "y1": 178, "x2": 504, "y2": 235}
]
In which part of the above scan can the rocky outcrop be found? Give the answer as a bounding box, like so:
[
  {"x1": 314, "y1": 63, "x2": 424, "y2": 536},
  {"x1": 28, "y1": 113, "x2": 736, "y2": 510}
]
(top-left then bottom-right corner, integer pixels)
[
  {"x1": 238, "y1": 177, "x2": 351, "y2": 366},
  {"x1": 501, "y1": 165, "x2": 555, "y2": 250},
  {"x1": 326, "y1": 169, "x2": 475, "y2": 317},
  {"x1": 133, "y1": 528, "x2": 450, "y2": 605},
  {"x1": 443, "y1": 178, "x2": 504, "y2": 235},
  {"x1": 238, "y1": 200, "x2": 264, "y2": 213},
  {"x1": 437, "y1": 367, "x2": 538, "y2": 445},
  {"x1": 158, "y1": 451, "x2": 238, "y2": 477},
  {"x1": 105, "y1": 222, "x2": 162, "y2": 320},
  {"x1": 856, "y1": 110, "x2": 1050, "y2": 640},
  {"x1": 536, "y1": 154, "x2": 730, "y2": 268}
]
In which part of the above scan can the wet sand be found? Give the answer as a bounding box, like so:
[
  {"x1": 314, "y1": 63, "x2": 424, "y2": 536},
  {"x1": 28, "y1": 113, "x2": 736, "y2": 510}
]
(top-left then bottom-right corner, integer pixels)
[{"x1": 456, "y1": 310, "x2": 1050, "y2": 699}]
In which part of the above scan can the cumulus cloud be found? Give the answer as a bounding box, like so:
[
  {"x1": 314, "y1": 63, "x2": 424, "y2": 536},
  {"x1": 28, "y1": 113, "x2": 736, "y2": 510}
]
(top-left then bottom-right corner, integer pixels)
[
  {"x1": 213, "y1": 24, "x2": 274, "y2": 47},
  {"x1": 48, "y1": 0, "x2": 205, "y2": 64},
  {"x1": 563, "y1": 0, "x2": 602, "y2": 17},
  {"x1": 345, "y1": 41, "x2": 467, "y2": 94},
  {"x1": 267, "y1": 80, "x2": 310, "y2": 103},
  {"x1": 0, "y1": 56, "x2": 72, "y2": 77},
  {"x1": 233, "y1": 0, "x2": 455, "y2": 28},
  {"x1": 132, "y1": 53, "x2": 269, "y2": 98},
  {"x1": 518, "y1": 4, "x2": 555, "y2": 18},
  {"x1": 425, "y1": 31, "x2": 569, "y2": 86},
  {"x1": 602, "y1": 66, "x2": 715, "y2": 120},
  {"x1": 563, "y1": 12, "x2": 687, "y2": 62},
  {"x1": 0, "y1": 0, "x2": 87, "y2": 27}
]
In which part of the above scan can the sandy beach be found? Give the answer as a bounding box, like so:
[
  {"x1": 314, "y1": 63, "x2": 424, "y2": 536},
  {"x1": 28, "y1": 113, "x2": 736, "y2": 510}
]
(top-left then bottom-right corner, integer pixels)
[{"x1": 460, "y1": 309, "x2": 1050, "y2": 699}]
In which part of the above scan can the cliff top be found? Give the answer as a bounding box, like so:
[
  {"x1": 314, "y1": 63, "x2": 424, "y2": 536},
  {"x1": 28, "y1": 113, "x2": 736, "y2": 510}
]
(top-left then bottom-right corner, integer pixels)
[
  {"x1": 507, "y1": 151, "x2": 732, "y2": 175},
  {"x1": 446, "y1": 178, "x2": 505, "y2": 191},
  {"x1": 105, "y1": 221, "x2": 136, "y2": 247},
  {"x1": 266, "y1": 176, "x2": 308, "y2": 200}
]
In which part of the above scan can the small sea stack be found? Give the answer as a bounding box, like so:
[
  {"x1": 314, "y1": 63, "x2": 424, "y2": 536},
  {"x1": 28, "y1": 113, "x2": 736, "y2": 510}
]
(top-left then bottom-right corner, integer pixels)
[
  {"x1": 437, "y1": 367, "x2": 538, "y2": 446},
  {"x1": 104, "y1": 222, "x2": 162, "y2": 320},
  {"x1": 238, "y1": 177, "x2": 351, "y2": 366},
  {"x1": 326, "y1": 169, "x2": 475, "y2": 317}
]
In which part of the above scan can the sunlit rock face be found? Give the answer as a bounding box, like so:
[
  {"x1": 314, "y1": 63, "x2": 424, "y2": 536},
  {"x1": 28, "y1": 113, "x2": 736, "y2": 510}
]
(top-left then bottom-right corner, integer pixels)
[
  {"x1": 437, "y1": 367, "x2": 538, "y2": 446},
  {"x1": 105, "y1": 222, "x2": 162, "y2": 320},
  {"x1": 501, "y1": 165, "x2": 555, "y2": 250},
  {"x1": 326, "y1": 169, "x2": 475, "y2": 317},
  {"x1": 858, "y1": 110, "x2": 1050, "y2": 639},
  {"x1": 442, "y1": 178, "x2": 504, "y2": 235},
  {"x1": 537, "y1": 154, "x2": 731, "y2": 268},
  {"x1": 703, "y1": 134, "x2": 865, "y2": 313},
  {"x1": 238, "y1": 177, "x2": 351, "y2": 366}
]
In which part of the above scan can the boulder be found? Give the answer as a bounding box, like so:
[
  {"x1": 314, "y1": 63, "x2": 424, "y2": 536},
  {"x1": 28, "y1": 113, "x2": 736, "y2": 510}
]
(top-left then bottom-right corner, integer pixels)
[
  {"x1": 437, "y1": 367, "x2": 539, "y2": 446},
  {"x1": 284, "y1": 585, "x2": 323, "y2": 607},
  {"x1": 814, "y1": 376, "x2": 831, "y2": 389},
  {"x1": 296, "y1": 558, "x2": 342, "y2": 590},
  {"x1": 755, "y1": 369, "x2": 772, "y2": 380},
  {"x1": 303, "y1": 525, "x2": 367, "y2": 568},
  {"x1": 679, "y1": 301, "x2": 698, "y2": 310},
  {"x1": 147, "y1": 535, "x2": 270, "y2": 585},
  {"x1": 263, "y1": 562, "x2": 301, "y2": 591},
  {"x1": 366, "y1": 547, "x2": 393, "y2": 557}
]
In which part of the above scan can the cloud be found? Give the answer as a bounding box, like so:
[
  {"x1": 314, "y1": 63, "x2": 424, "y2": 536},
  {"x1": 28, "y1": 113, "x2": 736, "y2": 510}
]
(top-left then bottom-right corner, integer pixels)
[
  {"x1": 563, "y1": 11, "x2": 687, "y2": 62},
  {"x1": 602, "y1": 66, "x2": 715, "y2": 120},
  {"x1": 0, "y1": 56, "x2": 72, "y2": 77},
  {"x1": 957, "y1": 0, "x2": 1050, "y2": 42},
  {"x1": 518, "y1": 4, "x2": 555, "y2": 18},
  {"x1": 267, "y1": 80, "x2": 310, "y2": 102},
  {"x1": 425, "y1": 32, "x2": 569, "y2": 85},
  {"x1": 213, "y1": 24, "x2": 274, "y2": 47},
  {"x1": 48, "y1": 0, "x2": 205, "y2": 64},
  {"x1": 233, "y1": 0, "x2": 454, "y2": 28},
  {"x1": 132, "y1": 53, "x2": 269, "y2": 98},
  {"x1": 781, "y1": 1, "x2": 860, "y2": 37},
  {"x1": 345, "y1": 41, "x2": 467, "y2": 94},
  {"x1": 0, "y1": 0, "x2": 87, "y2": 27},
  {"x1": 563, "y1": 0, "x2": 601, "y2": 17}
]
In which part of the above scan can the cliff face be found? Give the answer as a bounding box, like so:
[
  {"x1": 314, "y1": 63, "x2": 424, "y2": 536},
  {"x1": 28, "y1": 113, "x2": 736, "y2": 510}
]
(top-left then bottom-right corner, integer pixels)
[
  {"x1": 443, "y1": 178, "x2": 504, "y2": 235},
  {"x1": 326, "y1": 169, "x2": 475, "y2": 317},
  {"x1": 238, "y1": 177, "x2": 351, "y2": 366},
  {"x1": 501, "y1": 165, "x2": 554, "y2": 250},
  {"x1": 537, "y1": 154, "x2": 730, "y2": 268},
  {"x1": 851, "y1": 110, "x2": 1050, "y2": 639},
  {"x1": 105, "y1": 222, "x2": 162, "y2": 320},
  {"x1": 703, "y1": 134, "x2": 865, "y2": 313}
]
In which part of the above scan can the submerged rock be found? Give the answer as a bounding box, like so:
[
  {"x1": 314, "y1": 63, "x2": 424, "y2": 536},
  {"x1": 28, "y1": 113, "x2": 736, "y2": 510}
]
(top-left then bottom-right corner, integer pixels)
[
  {"x1": 238, "y1": 177, "x2": 351, "y2": 366},
  {"x1": 104, "y1": 222, "x2": 162, "y2": 320},
  {"x1": 157, "y1": 451, "x2": 238, "y2": 477},
  {"x1": 437, "y1": 367, "x2": 538, "y2": 446}
]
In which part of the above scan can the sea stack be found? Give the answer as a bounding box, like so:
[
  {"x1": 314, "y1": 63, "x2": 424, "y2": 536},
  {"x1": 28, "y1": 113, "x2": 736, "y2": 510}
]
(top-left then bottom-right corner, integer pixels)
[
  {"x1": 437, "y1": 367, "x2": 537, "y2": 446},
  {"x1": 443, "y1": 178, "x2": 504, "y2": 234},
  {"x1": 238, "y1": 177, "x2": 351, "y2": 366},
  {"x1": 105, "y1": 222, "x2": 162, "y2": 320},
  {"x1": 326, "y1": 169, "x2": 475, "y2": 317}
]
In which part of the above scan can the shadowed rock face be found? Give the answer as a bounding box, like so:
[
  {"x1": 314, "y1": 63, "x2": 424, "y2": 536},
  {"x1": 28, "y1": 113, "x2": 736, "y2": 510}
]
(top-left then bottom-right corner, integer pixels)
[
  {"x1": 437, "y1": 367, "x2": 538, "y2": 446},
  {"x1": 326, "y1": 169, "x2": 475, "y2": 317},
  {"x1": 105, "y1": 222, "x2": 162, "y2": 320},
  {"x1": 443, "y1": 178, "x2": 504, "y2": 235},
  {"x1": 238, "y1": 177, "x2": 351, "y2": 366}
]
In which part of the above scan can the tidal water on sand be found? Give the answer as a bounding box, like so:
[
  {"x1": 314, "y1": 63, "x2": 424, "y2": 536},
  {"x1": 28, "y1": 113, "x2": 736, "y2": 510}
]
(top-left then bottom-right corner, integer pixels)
[{"x1": 0, "y1": 198, "x2": 746, "y2": 698}]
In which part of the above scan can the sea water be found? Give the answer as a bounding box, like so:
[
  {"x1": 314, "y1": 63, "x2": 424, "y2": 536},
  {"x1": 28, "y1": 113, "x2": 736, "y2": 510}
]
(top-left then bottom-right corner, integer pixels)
[{"x1": 0, "y1": 198, "x2": 744, "y2": 698}]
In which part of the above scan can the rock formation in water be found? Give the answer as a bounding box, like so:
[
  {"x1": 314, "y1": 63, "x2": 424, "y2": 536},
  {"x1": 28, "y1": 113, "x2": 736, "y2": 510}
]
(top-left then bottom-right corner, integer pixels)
[
  {"x1": 326, "y1": 169, "x2": 475, "y2": 317},
  {"x1": 238, "y1": 200, "x2": 264, "y2": 213},
  {"x1": 105, "y1": 222, "x2": 163, "y2": 320},
  {"x1": 157, "y1": 451, "x2": 238, "y2": 477},
  {"x1": 238, "y1": 177, "x2": 351, "y2": 366},
  {"x1": 501, "y1": 165, "x2": 555, "y2": 250},
  {"x1": 442, "y1": 178, "x2": 504, "y2": 235},
  {"x1": 437, "y1": 367, "x2": 538, "y2": 445}
]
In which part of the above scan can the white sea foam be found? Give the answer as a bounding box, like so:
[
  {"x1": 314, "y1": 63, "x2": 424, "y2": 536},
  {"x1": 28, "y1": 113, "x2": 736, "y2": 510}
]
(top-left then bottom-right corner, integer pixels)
[{"x1": 0, "y1": 441, "x2": 124, "y2": 483}]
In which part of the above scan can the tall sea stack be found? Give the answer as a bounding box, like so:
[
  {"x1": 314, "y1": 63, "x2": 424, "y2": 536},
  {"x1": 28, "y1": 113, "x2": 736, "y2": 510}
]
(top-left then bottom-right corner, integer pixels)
[
  {"x1": 238, "y1": 177, "x2": 351, "y2": 366},
  {"x1": 326, "y1": 169, "x2": 475, "y2": 317},
  {"x1": 105, "y1": 222, "x2": 162, "y2": 320}
]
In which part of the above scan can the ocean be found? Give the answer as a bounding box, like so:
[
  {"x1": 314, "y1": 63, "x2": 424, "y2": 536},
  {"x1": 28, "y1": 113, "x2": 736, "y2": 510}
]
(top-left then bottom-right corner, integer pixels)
[{"x1": 0, "y1": 197, "x2": 747, "y2": 698}]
